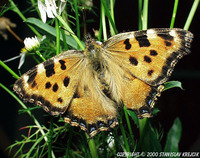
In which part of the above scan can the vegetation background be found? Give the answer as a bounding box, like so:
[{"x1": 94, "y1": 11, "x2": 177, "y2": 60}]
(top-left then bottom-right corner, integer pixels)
[{"x1": 0, "y1": 0, "x2": 199, "y2": 157}]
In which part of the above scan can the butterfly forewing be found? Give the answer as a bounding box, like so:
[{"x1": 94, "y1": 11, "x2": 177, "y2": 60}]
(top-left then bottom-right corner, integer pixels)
[
  {"x1": 13, "y1": 50, "x2": 86, "y2": 115},
  {"x1": 103, "y1": 28, "x2": 193, "y2": 118},
  {"x1": 104, "y1": 28, "x2": 193, "y2": 86}
]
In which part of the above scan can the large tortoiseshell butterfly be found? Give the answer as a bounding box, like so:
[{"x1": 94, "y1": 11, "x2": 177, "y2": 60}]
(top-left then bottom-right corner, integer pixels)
[{"x1": 13, "y1": 28, "x2": 193, "y2": 137}]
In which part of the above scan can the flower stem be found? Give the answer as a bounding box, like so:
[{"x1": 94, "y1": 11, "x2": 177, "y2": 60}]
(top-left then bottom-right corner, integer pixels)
[
  {"x1": 0, "y1": 60, "x2": 19, "y2": 79},
  {"x1": 8, "y1": 0, "x2": 42, "y2": 38},
  {"x1": 74, "y1": 0, "x2": 80, "y2": 39},
  {"x1": 55, "y1": 19, "x2": 61, "y2": 55},
  {"x1": 56, "y1": 14, "x2": 84, "y2": 50},
  {"x1": 142, "y1": 0, "x2": 148, "y2": 30},
  {"x1": 85, "y1": 133, "x2": 97, "y2": 158},
  {"x1": 36, "y1": 51, "x2": 46, "y2": 61},
  {"x1": 184, "y1": 0, "x2": 200, "y2": 30},
  {"x1": 101, "y1": 1, "x2": 107, "y2": 41},
  {"x1": 48, "y1": 117, "x2": 54, "y2": 158},
  {"x1": 170, "y1": 0, "x2": 179, "y2": 28}
]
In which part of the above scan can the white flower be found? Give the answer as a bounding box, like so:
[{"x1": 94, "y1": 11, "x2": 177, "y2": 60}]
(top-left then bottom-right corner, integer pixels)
[
  {"x1": 24, "y1": 36, "x2": 40, "y2": 51},
  {"x1": 38, "y1": 0, "x2": 67, "y2": 23},
  {"x1": 58, "y1": 0, "x2": 67, "y2": 14},
  {"x1": 107, "y1": 134, "x2": 114, "y2": 149},
  {"x1": 3, "y1": 36, "x2": 44, "y2": 69},
  {"x1": 18, "y1": 49, "x2": 28, "y2": 69}
]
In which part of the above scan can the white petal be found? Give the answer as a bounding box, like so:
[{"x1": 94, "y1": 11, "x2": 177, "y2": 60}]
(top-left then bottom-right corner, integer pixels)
[
  {"x1": 18, "y1": 52, "x2": 27, "y2": 69},
  {"x1": 24, "y1": 36, "x2": 40, "y2": 51},
  {"x1": 45, "y1": 0, "x2": 57, "y2": 17},
  {"x1": 38, "y1": 0, "x2": 47, "y2": 23},
  {"x1": 58, "y1": 0, "x2": 67, "y2": 14},
  {"x1": 3, "y1": 56, "x2": 20, "y2": 63}
]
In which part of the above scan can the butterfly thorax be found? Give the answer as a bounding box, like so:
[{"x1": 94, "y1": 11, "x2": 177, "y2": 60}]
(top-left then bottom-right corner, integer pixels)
[{"x1": 84, "y1": 40, "x2": 105, "y2": 73}]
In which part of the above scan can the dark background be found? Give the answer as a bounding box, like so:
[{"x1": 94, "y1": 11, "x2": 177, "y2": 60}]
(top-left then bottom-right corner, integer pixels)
[{"x1": 0, "y1": 0, "x2": 200, "y2": 157}]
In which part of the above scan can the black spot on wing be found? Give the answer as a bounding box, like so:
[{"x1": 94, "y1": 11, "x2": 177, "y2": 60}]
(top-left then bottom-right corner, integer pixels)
[
  {"x1": 157, "y1": 33, "x2": 174, "y2": 41},
  {"x1": 135, "y1": 31, "x2": 150, "y2": 47},
  {"x1": 88, "y1": 124, "x2": 97, "y2": 133},
  {"x1": 150, "y1": 50, "x2": 158, "y2": 56},
  {"x1": 63, "y1": 77, "x2": 70, "y2": 87},
  {"x1": 31, "y1": 81, "x2": 37, "y2": 88},
  {"x1": 79, "y1": 118, "x2": 87, "y2": 130},
  {"x1": 45, "y1": 82, "x2": 51, "y2": 89},
  {"x1": 59, "y1": 60, "x2": 66, "y2": 70},
  {"x1": 53, "y1": 83, "x2": 58, "y2": 92},
  {"x1": 129, "y1": 56, "x2": 138, "y2": 66},
  {"x1": 123, "y1": 39, "x2": 132, "y2": 50},
  {"x1": 57, "y1": 97, "x2": 63, "y2": 103},
  {"x1": 165, "y1": 41, "x2": 172, "y2": 47},
  {"x1": 148, "y1": 70, "x2": 154, "y2": 76},
  {"x1": 144, "y1": 56, "x2": 152, "y2": 63},
  {"x1": 27, "y1": 71, "x2": 37, "y2": 84},
  {"x1": 44, "y1": 59, "x2": 55, "y2": 77}
]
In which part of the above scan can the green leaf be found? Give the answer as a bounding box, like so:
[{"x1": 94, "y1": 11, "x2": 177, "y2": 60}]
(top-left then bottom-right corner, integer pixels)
[
  {"x1": 25, "y1": 18, "x2": 81, "y2": 49},
  {"x1": 141, "y1": 122, "x2": 162, "y2": 152},
  {"x1": 127, "y1": 109, "x2": 139, "y2": 128},
  {"x1": 164, "y1": 81, "x2": 183, "y2": 91},
  {"x1": 164, "y1": 118, "x2": 182, "y2": 153},
  {"x1": 153, "y1": 107, "x2": 160, "y2": 116}
]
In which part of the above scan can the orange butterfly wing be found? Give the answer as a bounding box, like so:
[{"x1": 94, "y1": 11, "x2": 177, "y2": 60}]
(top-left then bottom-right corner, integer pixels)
[
  {"x1": 103, "y1": 28, "x2": 193, "y2": 117},
  {"x1": 13, "y1": 28, "x2": 193, "y2": 137},
  {"x1": 13, "y1": 50, "x2": 86, "y2": 115}
]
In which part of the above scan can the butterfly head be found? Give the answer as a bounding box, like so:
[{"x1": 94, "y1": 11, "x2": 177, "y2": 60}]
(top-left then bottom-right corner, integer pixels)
[{"x1": 84, "y1": 35, "x2": 104, "y2": 72}]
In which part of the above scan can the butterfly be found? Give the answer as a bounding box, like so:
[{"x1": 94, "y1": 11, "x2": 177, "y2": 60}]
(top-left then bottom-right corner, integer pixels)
[{"x1": 13, "y1": 28, "x2": 193, "y2": 137}]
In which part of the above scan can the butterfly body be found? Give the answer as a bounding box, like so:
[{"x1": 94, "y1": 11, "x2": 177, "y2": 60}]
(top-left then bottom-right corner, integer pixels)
[{"x1": 13, "y1": 28, "x2": 193, "y2": 137}]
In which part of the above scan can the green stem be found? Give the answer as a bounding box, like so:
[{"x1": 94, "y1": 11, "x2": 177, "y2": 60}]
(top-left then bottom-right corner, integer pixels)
[
  {"x1": 138, "y1": 0, "x2": 143, "y2": 30},
  {"x1": 26, "y1": 134, "x2": 46, "y2": 157},
  {"x1": 65, "y1": 126, "x2": 73, "y2": 157},
  {"x1": 108, "y1": 0, "x2": 116, "y2": 36},
  {"x1": 56, "y1": 14, "x2": 84, "y2": 50},
  {"x1": 119, "y1": 113, "x2": 131, "y2": 157},
  {"x1": 48, "y1": 117, "x2": 54, "y2": 158},
  {"x1": 74, "y1": 0, "x2": 80, "y2": 39},
  {"x1": 142, "y1": 0, "x2": 148, "y2": 30},
  {"x1": 123, "y1": 106, "x2": 135, "y2": 145},
  {"x1": 137, "y1": 0, "x2": 149, "y2": 149},
  {"x1": 85, "y1": 133, "x2": 98, "y2": 158},
  {"x1": 101, "y1": 1, "x2": 107, "y2": 41},
  {"x1": 36, "y1": 51, "x2": 46, "y2": 61},
  {"x1": 8, "y1": 0, "x2": 42, "y2": 38},
  {"x1": 184, "y1": 0, "x2": 200, "y2": 30},
  {"x1": 170, "y1": 0, "x2": 179, "y2": 28},
  {"x1": 56, "y1": 19, "x2": 61, "y2": 55},
  {"x1": 101, "y1": 0, "x2": 118, "y2": 35},
  {"x1": 0, "y1": 60, "x2": 19, "y2": 79},
  {"x1": 138, "y1": 117, "x2": 147, "y2": 150},
  {"x1": 98, "y1": 3, "x2": 103, "y2": 41},
  {"x1": 0, "y1": 83, "x2": 56, "y2": 158},
  {"x1": 60, "y1": 25, "x2": 68, "y2": 50}
]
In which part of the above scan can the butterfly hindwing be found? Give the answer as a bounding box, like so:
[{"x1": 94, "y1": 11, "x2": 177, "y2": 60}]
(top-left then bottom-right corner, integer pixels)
[
  {"x1": 121, "y1": 72, "x2": 164, "y2": 118},
  {"x1": 63, "y1": 64, "x2": 119, "y2": 137}
]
